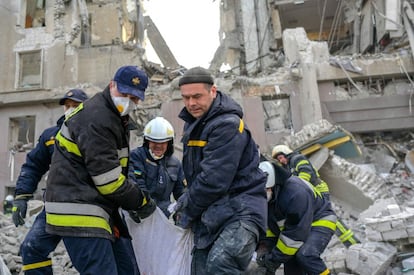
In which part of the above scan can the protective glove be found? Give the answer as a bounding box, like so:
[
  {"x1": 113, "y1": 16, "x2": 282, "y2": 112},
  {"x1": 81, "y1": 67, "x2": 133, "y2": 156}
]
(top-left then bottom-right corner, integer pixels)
[
  {"x1": 256, "y1": 252, "x2": 281, "y2": 274},
  {"x1": 12, "y1": 199, "x2": 28, "y2": 227},
  {"x1": 128, "y1": 191, "x2": 156, "y2": 223}
]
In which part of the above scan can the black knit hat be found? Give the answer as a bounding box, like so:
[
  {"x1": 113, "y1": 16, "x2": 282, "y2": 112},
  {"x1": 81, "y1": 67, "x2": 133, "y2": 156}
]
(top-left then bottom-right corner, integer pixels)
[{"x1": 178, "y1": 67, "x2": 214, "y2": 87}]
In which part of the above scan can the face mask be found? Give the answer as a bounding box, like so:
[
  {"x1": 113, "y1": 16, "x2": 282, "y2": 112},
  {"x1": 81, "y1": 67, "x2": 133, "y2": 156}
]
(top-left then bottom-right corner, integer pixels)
[
  {"x1": 64, "y1": 107, "x2": 75, "y2": 119},
  {"x1": 112, "y1": 96, "x2": 136, "y2": 116},
  {"x1": 149, "y1": 149, "x2": 164, "y2": 160},
  {"x1": 266, "y1": 190, "x2": 273, "y2": 202}
]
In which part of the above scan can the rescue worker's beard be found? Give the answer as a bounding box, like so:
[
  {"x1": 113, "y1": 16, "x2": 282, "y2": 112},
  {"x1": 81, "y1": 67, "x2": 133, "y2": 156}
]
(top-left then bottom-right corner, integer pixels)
[
  {"x1": 149, "y1": 149, "x2": 164, "y2": 160},
  {"x1": 266, "y1": 190, "x2": 273, "y2": 202},
  {"x1": 64, "y1": 107, "x2": 75, "y2": 119},
  {"x1": 111, "y1": 96, "x2": 136, "y2": 116}
]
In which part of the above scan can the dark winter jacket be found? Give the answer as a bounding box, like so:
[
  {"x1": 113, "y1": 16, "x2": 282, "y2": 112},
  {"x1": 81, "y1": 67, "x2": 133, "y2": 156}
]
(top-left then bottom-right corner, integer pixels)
[
  {"x1": 45, "y1": 87, "x2": 146, "y2": 241},
  {"x1": 14, "y1": 116, "x2": 64, "y2": 198},
  {"x1": 178, "y1": 91, "x2": 267, "y2": 249},
  {"x1": 286, "y1": 152, "x2": 330, "y2": 195},
  {"x1": 129, "y1": 146, "x2": 186, "y2": 216},
  {"x1": 266, "y1": 165, "x2": 337, "y2": 263}
]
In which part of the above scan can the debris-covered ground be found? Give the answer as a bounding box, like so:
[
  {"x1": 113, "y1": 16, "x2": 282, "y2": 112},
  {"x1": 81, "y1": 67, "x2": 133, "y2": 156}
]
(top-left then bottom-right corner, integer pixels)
[{"x1": 2, "y1": 122, "x2": 414, "y2": 274}]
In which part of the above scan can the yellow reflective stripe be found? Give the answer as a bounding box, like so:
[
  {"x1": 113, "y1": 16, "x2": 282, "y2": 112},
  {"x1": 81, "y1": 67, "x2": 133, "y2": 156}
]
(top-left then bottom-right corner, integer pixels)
[
  {"x1": 339, "y1": 229, "x2": 357, "y2": 244},
  {"x1": 315, "y1": 182, "x2": 330, "y2": 193},
  {"x1": 12, "y1": 206, "x2": 17, "y2": 212},
  {"x1": 276, "y1": 237, "x2": 300, "y2": 256},
  {"x1": 266, "y1": 229, "x2": 276, "y2": 237},
  {"x1": 238, "y1": 119, "x2": 244, "y2": 133},
  {"x1": 295, "y1": 160, "x2": 310, "y2": 170},
  {"x1": 312, "y1": 219, "x2": 337, "y2": 231},
  {"x1": 141, "y1": 196, "x2": 148, "y2": 206},
  {"x1": 320, "y1": 268, "x2": 330, "y2": 275},
  {"x1": 96, "y1": 173, "x2": 125, "y2": 195},
  {"x1": 56, "y1": 131, "x2": 82, "y2": 157},
  {"x1": 298, "y1": 172, "x2": 311, "y2": 181},
  {"x1": 22, "y1": 259, "x2": 52, "y2": 271},
  {"x1": 120, "y1": 157, "x2": 128, "y2": 167},
  {"x1": 188, "y1": 140, "x2": 207, "y2": 147},
  {"x1": 45, "y1": 139, "x2": 55, "y2": 146},
  {"x1": 65, "y1": 103, "x2": 84, "y2": 121},
  {"x1": 46, "y1": 213, "x2": 112, "y2": 234}
]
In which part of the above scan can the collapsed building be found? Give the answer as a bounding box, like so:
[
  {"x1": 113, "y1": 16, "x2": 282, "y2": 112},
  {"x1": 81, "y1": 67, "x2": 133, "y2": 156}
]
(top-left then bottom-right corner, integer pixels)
[{"x1": 0, "y1": 0, "x2": 414, "y2": 274}]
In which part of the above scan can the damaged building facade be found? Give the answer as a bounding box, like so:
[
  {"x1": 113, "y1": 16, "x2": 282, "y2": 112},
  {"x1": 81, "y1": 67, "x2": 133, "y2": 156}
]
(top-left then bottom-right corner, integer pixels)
[
  {"x1": 0, "y1": 0, "x2": 149, "y2": 201},
  {"x1": 1, "y1": 0, "x2": 414, "y2": 274}
]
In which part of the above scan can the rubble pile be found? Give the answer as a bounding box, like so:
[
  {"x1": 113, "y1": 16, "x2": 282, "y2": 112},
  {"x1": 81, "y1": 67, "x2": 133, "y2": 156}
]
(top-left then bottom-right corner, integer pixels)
[
  {"x1": 2, "y1": 122, "x2": 414, "y2": 274},
  {"x1": 0, "y1": 204, "x2": 78, "y2": 275}
]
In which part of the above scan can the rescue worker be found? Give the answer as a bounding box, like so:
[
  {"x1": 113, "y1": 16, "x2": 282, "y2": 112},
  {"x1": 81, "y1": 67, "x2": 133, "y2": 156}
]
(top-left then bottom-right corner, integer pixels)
[
  {"x1": 174, "y1": 67, "x2": 267, "y2": 274},
  {"x1": 129, "y1": 116, "x2": 186, "y2": 218},
  {"x1": 44, "y1": 66, "x2": 156, "y2": 275},
  {"x1": 3, "y1": 195, "x2": 14, "y2": 214},
  {"x1": 272, "y1": 145, "x2": 360, "y2": 248},
  {"x1": 257, "y1": 160, "x2": 337, "y2": 274},
  {"x1": 11, "y1": 89, "x2": 88, "y2": 275},
  {"x1": 272, "y1": 144, "x2": 330, "y2": 196}
]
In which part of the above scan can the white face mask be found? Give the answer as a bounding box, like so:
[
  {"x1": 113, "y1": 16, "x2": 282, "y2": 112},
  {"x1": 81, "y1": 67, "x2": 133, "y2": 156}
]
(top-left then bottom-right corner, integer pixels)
[
  {"x1": 266, "y1": 190, "x2": 273, "y2": 202},
  {"x1": 112, "y1": 96, "x2": 136, "y2": 116},
  {"x1": 64, "y1": 107, "x2": 75, "y2": 119},
  {"x1": 149, "y1": 149, "x2": 164, "y2": 160}
]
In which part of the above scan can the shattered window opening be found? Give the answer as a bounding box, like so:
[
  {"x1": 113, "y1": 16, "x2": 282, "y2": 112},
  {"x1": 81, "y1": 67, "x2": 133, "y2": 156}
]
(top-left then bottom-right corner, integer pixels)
[
  {"x1": 8, "y1": 116, "x2": 36, "y2": 152},
  {"x1": 17, "y1": 50, "x2": 43, "y2": 89},
  {"x1": 25, "y1": 0, "x2": 45, "y2": 28}
]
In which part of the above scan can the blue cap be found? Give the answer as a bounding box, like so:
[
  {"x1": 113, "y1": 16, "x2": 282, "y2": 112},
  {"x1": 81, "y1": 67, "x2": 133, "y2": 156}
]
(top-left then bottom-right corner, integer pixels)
[
  {"x1": 113, "y1": 66, "x2": 148, "y2": 101},
  {"x1": 59, "y1": 89, "x2": 88, "y2": 105}
]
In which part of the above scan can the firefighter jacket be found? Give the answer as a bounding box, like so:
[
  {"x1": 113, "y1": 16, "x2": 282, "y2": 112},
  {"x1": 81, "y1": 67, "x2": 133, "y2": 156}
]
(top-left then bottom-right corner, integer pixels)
[
  {"x1": 178, "y1": 91, "x2": 268, "y2": 249},
  {"x1": 129, "y1": 146, "x2": 186, "y2": 216},
  {"x1": 266, "y1": 173, "x2": 337, "y2": 264},
  {"x1": 14, "y1": 116, "x2": 64, "y2": 199},
  {"x1": 287, "y1": 152, "x2": 330, "y2": 195},
  {"x1": 45, "y1": 87, "x2": 146, "y2": 241}
]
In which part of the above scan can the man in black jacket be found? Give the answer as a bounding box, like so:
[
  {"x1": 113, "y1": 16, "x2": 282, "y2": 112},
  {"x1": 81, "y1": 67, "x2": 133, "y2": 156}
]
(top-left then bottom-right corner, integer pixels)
[{"x1": 45, "y1": 66, "x2": 156, "y2": 275}]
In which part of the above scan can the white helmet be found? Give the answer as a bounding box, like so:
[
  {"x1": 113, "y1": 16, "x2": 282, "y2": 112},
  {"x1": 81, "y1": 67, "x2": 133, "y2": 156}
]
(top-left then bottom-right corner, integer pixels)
[
  {"x1": 259, "y1": 161, "x2": 275, "y2": 188},
  {"x1": 5, "y1": 195, "x2": 13, "y2": 202},
  {"x1": 144, "y1": 117, "x2": 174, "y2": 142},
  {"x1": 271, "y1": 144, "x2": 293, "y2": 159}
]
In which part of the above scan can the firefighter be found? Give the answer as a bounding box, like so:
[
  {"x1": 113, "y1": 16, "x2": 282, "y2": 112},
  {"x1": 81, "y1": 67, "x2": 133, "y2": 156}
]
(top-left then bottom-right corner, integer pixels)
[
  {"x1": 272, "y1": 145, "x2": 360, "y2": 248},
  {"x1": 128, "y1": 116, "x2": 186, "y2": 218},
  {"x1": 257, "y1": 160, "x2": 336, "y2": 274},
  {"x1": 12, "y1": 89, "x2": 88, "y2": 275},
  {"x1": 44, "y1": 66, "x2": 155, "y2": 275}
]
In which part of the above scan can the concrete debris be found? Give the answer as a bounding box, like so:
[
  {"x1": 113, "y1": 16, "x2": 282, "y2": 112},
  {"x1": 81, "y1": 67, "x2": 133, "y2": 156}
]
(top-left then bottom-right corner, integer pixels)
[
  {"x1": 0, "y1": 202, "x2": 78, "y2": 275},
  {"x1": 345, "y1": 242, "x2": 397, "y2": 275},
  {"x1": 3, "y1": 128, "x2": 414, "y2": 275}
]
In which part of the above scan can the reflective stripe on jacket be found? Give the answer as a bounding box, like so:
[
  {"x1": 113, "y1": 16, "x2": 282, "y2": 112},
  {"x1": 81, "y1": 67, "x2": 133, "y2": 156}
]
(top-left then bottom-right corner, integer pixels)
[
  {"x1": 267, "y1": 175, "x2": 337, "y2": 262},
  {"x1": 178, "y1": 91, "x2": 267, "y2": 249},
  {"x1": 45, "y1": 87, "x2": 145, "y2": 241}
]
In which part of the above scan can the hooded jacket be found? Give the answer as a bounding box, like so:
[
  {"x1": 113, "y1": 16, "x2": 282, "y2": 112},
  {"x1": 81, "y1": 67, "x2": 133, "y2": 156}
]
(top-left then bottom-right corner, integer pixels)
[
  {"x1": 45, "y1": 87, "x2": 146, "y2": 241},
  {"x1": 178, "y1": 91, "x2": 267, "y2": 248}
]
